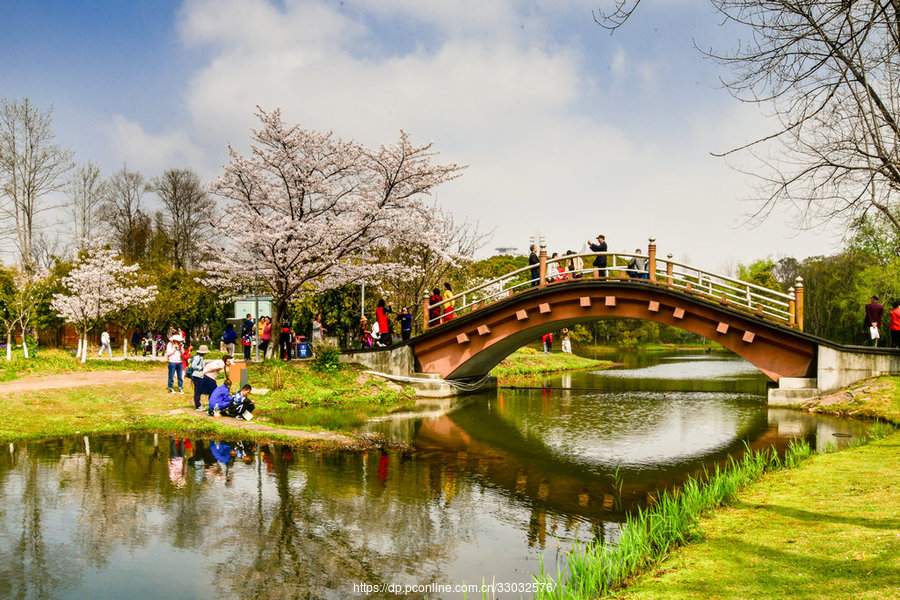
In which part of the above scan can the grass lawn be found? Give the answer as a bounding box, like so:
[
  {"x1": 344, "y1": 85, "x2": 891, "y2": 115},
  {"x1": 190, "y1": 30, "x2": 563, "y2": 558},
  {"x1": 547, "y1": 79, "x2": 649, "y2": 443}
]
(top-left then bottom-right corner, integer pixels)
[
  {"x1": 617, "y1": 430, "x2": 900, "y2": 599},
  {"x1": 2, "y1": 358, "x2": 415, "y2": 446}
]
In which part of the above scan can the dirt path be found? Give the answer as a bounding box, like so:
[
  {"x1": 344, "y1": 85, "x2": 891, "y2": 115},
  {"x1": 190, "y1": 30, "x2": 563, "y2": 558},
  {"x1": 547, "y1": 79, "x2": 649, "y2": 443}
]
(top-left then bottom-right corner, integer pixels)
[{"x1": 0, "y1": 370, "x2": 161, "y2": 394}]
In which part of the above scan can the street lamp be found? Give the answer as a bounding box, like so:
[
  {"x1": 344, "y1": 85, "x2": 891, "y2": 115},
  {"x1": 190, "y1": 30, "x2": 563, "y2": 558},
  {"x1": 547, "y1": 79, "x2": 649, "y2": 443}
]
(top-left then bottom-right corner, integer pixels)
[{"x1": 254, "y1": 279, "x2": 259, "y2": 362}]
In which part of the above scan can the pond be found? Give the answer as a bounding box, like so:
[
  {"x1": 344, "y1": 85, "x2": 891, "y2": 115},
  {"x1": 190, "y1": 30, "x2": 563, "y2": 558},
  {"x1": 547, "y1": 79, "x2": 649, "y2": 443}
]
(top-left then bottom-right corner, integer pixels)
[{"x1": 0, "y1": 352, "x2": 869, "y2": 599}]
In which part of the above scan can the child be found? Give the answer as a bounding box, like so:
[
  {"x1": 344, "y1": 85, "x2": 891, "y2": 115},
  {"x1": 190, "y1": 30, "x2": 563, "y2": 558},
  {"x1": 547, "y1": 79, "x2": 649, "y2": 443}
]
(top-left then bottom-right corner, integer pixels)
[{"x1": 227, "y1": 384, "x2": 255, "y2": 420}]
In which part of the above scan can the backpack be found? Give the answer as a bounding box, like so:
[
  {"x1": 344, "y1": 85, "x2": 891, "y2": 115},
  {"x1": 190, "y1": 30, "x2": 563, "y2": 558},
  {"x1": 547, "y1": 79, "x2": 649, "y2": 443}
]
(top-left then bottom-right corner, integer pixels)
[
  {"x1": 240, "y1": 320, "x2": 253, "y2": 337},
  {"x1": 186, "y1": 353, "x2": 204, "y2": 378}
]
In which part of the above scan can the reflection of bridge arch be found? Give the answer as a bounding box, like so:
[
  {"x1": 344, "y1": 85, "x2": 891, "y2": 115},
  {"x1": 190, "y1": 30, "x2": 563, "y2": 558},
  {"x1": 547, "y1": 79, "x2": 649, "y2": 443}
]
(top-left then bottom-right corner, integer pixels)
[
  {"x1": 413, "y1": 398, "x2": 773, "y2": 520},
  {"x1": 410, "y1": 281, "x2": 818, "y2": 381}
]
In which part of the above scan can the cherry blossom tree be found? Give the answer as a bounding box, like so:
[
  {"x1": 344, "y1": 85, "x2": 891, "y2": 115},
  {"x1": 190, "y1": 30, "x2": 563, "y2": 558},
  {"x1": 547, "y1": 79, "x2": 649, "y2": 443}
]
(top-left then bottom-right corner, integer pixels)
[
  {"x1": 0, "y1": 266, "x2": 50, "y2": 360},
  {"x1": 51, "y1": 246, "x2": 157, "y2": 362},
  {"x1": 206, "y1": 107, "x2": 466, "y2": 354}
]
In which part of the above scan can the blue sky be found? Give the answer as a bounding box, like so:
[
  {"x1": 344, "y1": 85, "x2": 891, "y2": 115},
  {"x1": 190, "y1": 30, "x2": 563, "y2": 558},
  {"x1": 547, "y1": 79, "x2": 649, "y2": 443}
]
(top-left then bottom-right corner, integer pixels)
[{"x1": 0, "y1": 0, "x2": 838, "y2": 269}]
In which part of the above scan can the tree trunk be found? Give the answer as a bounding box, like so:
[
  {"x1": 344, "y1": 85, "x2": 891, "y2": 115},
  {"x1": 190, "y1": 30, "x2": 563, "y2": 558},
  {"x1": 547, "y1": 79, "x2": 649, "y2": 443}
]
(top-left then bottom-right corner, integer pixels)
[
  {"x1": 5, "y1": 331, "x2": 11, "y2": 361},
  {"x1": 75, "y1": 333, "x2": 82, "y2": 359},
  {"x1": 21, "y1": 326, "x2": 29, "y2": 359},
  {"x1": 123, "y1": 339, "x2": 128, "y2": 358},
  {"x1": 81, "y1": 328, "x2": 88, "y2": 364},
  {"x1": 271, "y1": 299, "x2": 287, "y2": 361}
]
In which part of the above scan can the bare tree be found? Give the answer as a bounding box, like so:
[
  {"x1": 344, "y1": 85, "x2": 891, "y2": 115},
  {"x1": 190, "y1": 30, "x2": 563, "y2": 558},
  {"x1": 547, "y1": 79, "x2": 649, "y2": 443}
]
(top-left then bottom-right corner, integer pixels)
[
  {"x1": 149, "y1": 168, "x2": 216, "y2": 270},
  {"x1": 0, "y1": 98, "x2": 74, "y2": 266},
  {"x1": 67, "y1": 162, "x2": 106, "y2": 251},
  {"x1": 596, "y1": 1, "x2": 900, "y2": 237},
  {"x1": 98, "y1": 165, "x2": 151, "y2": 262}
]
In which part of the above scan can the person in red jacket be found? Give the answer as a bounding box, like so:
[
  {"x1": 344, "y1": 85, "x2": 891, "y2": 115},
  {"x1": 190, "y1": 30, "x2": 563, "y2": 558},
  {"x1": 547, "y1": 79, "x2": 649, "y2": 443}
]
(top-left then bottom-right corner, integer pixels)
[
  {"x1": 542, "y1": 332, "x2": 553, "y2": 354},
  {"x1": 376, "y1": 299, "x2": 393, "y2": 345},
  {"x1": 890, "y1": 301, "x2": 900, "y2": 348}
]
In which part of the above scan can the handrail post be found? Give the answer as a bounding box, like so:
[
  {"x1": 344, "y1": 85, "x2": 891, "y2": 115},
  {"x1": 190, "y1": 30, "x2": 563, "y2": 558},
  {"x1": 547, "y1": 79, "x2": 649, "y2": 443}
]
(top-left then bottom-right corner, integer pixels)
[
  {"x1": 539, "y1": 242, "x2": 547, "y2": 288},
  {"x1": 788, "y1": 287, "x2": 796, "y2": 328},
  {"x1": 648, "y1": 237, "x2": 657, "y2": 283},
  {"x1": 422, "y1": 293, "x2": 431, "y2": 331},
  {"x1": 666, "y1": 253, "x2": 673, "y2": 288},
  {"x1": 795, "y1": 276, "x2": 804, "y2": 331}
]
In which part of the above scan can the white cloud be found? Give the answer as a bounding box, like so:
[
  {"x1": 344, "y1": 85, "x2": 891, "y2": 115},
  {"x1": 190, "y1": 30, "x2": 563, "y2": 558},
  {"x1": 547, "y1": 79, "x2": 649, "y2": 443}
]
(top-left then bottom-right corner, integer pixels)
[
  {"x1": 112, "y1": 0, "x2": 838, "y2": 269},
  {"x1": 105, "y1": 115, "x2": 212, "y2": 177}
]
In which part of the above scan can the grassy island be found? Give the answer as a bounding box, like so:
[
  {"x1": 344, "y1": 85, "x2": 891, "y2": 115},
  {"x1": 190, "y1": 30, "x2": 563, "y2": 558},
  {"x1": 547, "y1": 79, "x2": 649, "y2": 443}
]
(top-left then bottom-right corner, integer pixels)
[{"x1": 490, "y1": 347, "x2": 613, "y2": 381}]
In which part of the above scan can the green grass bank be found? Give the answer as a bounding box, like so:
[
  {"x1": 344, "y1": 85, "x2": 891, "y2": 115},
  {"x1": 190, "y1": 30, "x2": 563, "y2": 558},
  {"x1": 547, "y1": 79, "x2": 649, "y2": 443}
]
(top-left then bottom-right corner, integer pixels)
[
  {"x1": 533, "y1": 377, "x2": 900, "y2": 599},
  {"x1": 2, "y1": 352, "x2": 415, "y2": 447}
]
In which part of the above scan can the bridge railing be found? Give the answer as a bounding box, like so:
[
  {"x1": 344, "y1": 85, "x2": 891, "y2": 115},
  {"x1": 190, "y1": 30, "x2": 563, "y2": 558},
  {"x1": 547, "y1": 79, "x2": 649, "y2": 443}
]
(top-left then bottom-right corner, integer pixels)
[{"x1": 422, "y1": 242, "x2": 802, "y2": 330}]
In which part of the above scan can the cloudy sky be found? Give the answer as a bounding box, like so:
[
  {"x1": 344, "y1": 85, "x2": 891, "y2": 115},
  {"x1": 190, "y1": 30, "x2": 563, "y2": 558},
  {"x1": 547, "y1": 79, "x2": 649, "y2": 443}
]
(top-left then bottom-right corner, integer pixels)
[{"x1": 1, "y1": 0, "x2": 840, "y2": 271}]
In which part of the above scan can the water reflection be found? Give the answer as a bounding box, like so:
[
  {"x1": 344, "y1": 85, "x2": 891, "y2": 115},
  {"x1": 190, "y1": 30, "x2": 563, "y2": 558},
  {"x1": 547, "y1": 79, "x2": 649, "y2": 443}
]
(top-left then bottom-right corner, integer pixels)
[{"x1": 0, "y1": 353, "x2": 872, "y2": 599}]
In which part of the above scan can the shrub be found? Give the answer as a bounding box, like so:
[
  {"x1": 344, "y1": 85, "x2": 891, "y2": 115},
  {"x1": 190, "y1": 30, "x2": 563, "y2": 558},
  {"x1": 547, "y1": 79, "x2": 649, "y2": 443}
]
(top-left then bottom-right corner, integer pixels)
[{"x1": 313, "y1": 344, "x2": 342, "y2": 374}]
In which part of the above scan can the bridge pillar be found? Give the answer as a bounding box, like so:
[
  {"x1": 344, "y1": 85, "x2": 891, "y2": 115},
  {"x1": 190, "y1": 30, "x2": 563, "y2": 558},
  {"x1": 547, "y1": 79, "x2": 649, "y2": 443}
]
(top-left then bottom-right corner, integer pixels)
[
  {"x1": 795, "y1": 276, "x2": 804, "y2": 331},
  {"x1": 788, "y1": 287, "x2": 796, "y2": 328},
  {"x1": 666, "y1": 253, "x2": 674, "y2": 288},
  {"x1": 648, "y1": 237, "x2": 657, "y2": 283},
  {"x1": 539, "y1": 242, "x2": 547, "y2": 288},
  {"x1": 422, "y1": 292, "x2": 431, "y2": 331}
]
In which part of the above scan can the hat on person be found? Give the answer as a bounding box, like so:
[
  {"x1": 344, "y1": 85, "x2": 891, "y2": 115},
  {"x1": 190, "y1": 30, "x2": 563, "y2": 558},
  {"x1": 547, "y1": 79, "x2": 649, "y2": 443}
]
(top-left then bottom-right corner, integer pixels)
[
  {"x1": 196, "y1": 345, "x2": 210, "y2": 354},
  {"x1": 170, "y1": 334, "x2": 184, "y2": 342},
  {"x1": 872, "y1": 295, "x2": 880, "y2": 301}
]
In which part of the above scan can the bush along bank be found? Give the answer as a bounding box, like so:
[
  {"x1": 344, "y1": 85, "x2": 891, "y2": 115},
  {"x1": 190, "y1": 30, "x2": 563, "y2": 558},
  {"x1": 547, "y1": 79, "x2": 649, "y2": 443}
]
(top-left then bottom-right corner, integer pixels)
[{"x1": 531, "y1": 422, "x2": 897, "y2": 599}]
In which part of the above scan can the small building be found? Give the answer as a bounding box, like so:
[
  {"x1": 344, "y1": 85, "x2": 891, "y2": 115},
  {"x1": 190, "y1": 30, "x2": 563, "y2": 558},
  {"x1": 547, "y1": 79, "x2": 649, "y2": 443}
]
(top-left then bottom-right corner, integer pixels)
[{"x1": 233, "y1": 296, "x2": 273, "y2": 321}]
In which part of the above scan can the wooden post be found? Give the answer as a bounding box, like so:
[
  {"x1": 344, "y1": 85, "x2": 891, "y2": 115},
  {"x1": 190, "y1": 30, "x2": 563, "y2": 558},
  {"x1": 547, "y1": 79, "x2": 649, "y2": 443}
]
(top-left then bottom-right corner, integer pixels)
[
  {"x1": 539, "y1": 242, "x2": 547, "y2": 288},
  {"x1": 788, "y1": 287, "x2": 796, "y2": 328},
  {"x1": 666, "y1": 253, "x2": 674, "y2": 288},
  {"x1": 422, "y1": 293, "x2": 431, "y2": 331},
  {"x1": 648, "y1": 237, "x2": 657, "y2": 284},
  {"x1": 795, "y1": 276, "x2": 804, "y2": 331}
]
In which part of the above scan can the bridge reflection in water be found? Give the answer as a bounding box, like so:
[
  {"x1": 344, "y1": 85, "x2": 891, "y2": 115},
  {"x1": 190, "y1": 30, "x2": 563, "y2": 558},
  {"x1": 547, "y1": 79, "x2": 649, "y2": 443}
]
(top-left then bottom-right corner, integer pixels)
[{"x1": 366, "y1": 356, "x2": 867, "y2": 547}]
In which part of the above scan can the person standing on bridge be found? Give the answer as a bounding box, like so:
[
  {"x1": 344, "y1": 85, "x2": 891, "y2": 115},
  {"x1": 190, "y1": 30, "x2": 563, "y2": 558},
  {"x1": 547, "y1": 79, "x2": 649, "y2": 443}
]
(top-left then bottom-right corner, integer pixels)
[
  {"x1": 442, "y1": 283, "x2": 455, "y2": 323},
  {"x1": 428, "y1": 288, "x2": 443, "y2": 326},
  {"x1": 529, "y1": 245, "x2": 540, "y2": 287},
  {"x1": 890, "y1": 301, "x2": 900, "y2": 348},
  {"x1": 864, "y1": 295, "x2": 884, "y2": 346},
  {"x1": 589, "y1": 234, "x2": 607, "y2": 277}
]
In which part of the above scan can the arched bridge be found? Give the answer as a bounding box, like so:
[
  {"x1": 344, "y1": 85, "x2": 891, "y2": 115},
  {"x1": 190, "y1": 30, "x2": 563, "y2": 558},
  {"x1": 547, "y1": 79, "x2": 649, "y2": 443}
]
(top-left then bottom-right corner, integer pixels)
[
  {"x1": 412, "y1": 241, "x2": 813, "y2": 382},
  {"x1": 346, "y1": 240, "x2": 900, "y2": 398},
  {"x1": 412, "y1": 279, "x2": 813, "y2": 382}
]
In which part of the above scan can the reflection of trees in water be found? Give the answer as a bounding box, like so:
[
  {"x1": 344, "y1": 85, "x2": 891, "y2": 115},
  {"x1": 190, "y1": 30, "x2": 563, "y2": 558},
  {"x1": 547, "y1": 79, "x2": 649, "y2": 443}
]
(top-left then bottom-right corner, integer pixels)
[
  {"x1": 2, "y1": 436, "x2": 489, "y2": 599},
  {"x1": 0, "y1": 443, "x2": 81, "y2": 598},
  {"x1": 214, "y1": 447, "x2": 475, "y2": 599}
]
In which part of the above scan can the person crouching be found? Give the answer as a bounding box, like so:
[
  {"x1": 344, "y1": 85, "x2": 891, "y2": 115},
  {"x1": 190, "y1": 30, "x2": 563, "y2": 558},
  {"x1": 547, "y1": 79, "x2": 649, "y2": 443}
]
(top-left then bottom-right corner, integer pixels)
[
  {"x1": 208, "y1": 379, "x2": 233, "y2": 417},
  {"x1": 227, "y1": 385, "x2": 254, "y2": 421}
]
